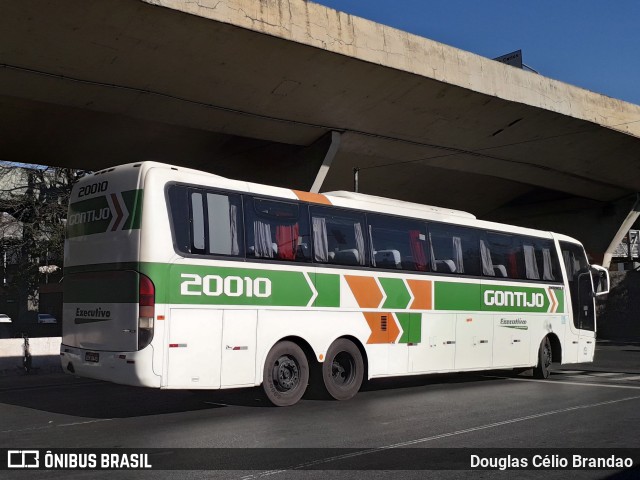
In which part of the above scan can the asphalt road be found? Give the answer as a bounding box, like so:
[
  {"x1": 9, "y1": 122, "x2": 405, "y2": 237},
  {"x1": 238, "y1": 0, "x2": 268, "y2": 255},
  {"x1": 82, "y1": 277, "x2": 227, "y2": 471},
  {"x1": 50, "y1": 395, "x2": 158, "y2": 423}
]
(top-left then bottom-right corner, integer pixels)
[{"x1": 1, "y1": 341, "x2": 639, "y2": 480}]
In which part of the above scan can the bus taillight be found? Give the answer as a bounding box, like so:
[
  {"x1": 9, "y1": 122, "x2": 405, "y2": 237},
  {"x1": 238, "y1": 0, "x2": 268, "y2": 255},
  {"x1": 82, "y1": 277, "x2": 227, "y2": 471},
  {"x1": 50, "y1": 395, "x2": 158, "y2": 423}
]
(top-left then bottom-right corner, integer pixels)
[{"x1": 138, "y1": 274, "x2": 155, "y2": 350}]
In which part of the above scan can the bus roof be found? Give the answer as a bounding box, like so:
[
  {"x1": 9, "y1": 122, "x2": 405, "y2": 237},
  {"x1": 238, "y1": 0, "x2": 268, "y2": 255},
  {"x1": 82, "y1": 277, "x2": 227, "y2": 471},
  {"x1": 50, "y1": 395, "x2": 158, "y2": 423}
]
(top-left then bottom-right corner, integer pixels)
[{"x1": 324, "y1": 190, "x2": 476, "y2": 220}]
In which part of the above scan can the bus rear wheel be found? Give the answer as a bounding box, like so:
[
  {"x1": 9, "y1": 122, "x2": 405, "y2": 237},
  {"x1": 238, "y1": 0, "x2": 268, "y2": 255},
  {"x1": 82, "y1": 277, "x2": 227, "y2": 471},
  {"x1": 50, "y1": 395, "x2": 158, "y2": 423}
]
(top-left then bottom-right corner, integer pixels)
[
  {"x1": 533, "y1": 336, "x2": 552, "y2": 379},
  {"x1": 263, "y1": 341, "x2": 309, "y2": 407},
  {"x1": 322, "y1": 339, "x2": 364, "y2": 401}
]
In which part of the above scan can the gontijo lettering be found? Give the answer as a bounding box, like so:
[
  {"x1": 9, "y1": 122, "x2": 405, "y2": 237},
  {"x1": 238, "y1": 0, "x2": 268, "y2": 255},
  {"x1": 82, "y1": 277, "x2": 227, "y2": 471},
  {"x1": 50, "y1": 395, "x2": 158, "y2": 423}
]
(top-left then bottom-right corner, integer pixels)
[
  {"x1": 484, "y1": 290, "x2": 544, "y2": 308},
  {"x1": 68, "y1": 208, "x2": 111, "y2": 226}
]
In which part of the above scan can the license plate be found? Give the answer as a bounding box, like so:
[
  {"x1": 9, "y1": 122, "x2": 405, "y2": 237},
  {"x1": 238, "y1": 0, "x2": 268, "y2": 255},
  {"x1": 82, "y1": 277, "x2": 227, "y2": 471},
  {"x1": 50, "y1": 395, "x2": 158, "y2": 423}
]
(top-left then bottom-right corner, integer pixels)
[{"x1": 85, "y1": 352, "x2": 99, "y2": 363}]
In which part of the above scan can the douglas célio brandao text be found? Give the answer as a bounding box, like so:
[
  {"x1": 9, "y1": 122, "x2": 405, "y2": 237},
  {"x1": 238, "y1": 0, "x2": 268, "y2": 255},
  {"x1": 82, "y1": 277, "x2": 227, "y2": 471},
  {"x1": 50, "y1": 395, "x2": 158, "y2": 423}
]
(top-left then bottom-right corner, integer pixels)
[{"x1": 470, "y1": 454, "x2": 634, "y2": 470}]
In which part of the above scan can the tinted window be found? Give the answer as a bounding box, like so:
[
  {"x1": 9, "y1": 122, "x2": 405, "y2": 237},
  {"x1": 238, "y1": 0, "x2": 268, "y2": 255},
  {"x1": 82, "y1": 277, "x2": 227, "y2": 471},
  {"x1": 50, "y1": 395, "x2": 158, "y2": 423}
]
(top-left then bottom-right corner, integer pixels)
[
  {"x1": 206, "y1": 192, "x2": 243, "y2": 256},
  {"x1": 167, "y1": 185, "x2": 244, "y2": 257},
  {"x1": 368, "y1": 214, "x2": 428, "y2": 271},
  {"x1": 521, "y1": 237, "x2": 561, "y2": 282},
  {"x1": 560, "y1": 241, "x2": 593, "y2": 330},
  {"x1": 310, "y1": 206, "x2": 367, "y2": 267},
  {"x1": 167, "y1": 185, "x2": 190, "y2": 252},
  {"x1": 191, "y1": 192, "x2": 205, "y2": 252},
  {"x1": 482, "y1": 233, "x2": 524, "y2": 279},
  {"x1": 244, "y1": 197, "x2": 311, "y2": 262},
  {"x1": 429, "y1": 223, "x2": 481, "y2": 276}
]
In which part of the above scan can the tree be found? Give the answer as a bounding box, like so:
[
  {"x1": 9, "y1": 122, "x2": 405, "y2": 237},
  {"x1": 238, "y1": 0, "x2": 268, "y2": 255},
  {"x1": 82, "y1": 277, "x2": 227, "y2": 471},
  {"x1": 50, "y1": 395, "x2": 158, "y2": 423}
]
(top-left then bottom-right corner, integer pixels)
[{"x1": 0, "y1": 162, "x2": 86, "y2": 319}]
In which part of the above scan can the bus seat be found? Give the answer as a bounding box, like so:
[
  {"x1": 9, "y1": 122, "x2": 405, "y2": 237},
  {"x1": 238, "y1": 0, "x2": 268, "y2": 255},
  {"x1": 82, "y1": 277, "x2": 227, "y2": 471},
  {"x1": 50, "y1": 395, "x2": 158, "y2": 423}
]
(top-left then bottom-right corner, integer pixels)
[
  {"x1": 493, "y1": 265, "x2": 508, "y2": 277},
  {"x1": 434, "y1": 259, "x2": 456, "y2": 273},
  {"x1": 335, "y1": 249, "x2": 360, "y2": 266},
  {"x1": 375, "y1": 249, "x2": 401, "y2": 269}
]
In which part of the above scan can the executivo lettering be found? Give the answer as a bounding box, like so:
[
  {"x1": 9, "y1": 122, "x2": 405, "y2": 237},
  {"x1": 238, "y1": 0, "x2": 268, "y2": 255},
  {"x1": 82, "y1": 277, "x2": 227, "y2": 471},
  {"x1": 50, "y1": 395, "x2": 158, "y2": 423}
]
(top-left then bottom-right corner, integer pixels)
[{"x1": 74, "y1": 307, "x2": 112, "y2": 324}]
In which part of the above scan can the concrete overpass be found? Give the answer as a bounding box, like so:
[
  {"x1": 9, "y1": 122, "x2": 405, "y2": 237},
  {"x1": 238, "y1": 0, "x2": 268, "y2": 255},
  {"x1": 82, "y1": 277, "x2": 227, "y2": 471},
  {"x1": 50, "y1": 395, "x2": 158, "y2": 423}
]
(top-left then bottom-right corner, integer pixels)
[{"x1": 1, "y1": 0, "x2": 640, "y2": 263}]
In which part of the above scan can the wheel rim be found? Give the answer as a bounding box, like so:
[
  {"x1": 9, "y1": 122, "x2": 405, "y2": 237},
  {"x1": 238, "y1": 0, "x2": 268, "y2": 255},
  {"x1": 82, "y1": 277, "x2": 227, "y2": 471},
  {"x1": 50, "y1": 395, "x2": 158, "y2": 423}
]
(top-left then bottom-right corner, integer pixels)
[
  {"x1": 272, "y1": 355, "x2": 300, "y2": 392},
  {"x1": 330, "y1": 351, "x2": 356, "y2": 387}
]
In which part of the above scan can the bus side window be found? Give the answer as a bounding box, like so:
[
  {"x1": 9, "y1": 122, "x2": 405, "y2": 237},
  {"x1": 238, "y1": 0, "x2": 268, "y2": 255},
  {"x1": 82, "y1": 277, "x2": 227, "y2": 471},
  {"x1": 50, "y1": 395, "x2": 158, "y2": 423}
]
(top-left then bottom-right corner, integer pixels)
[
  {"x1": 536, "y1": 239, "x2": 560, "y2": 282},
  {"x1": 560, "y1": 241, "x2": 593, "y2": 330},
  {"x1": 368, "y1": 214, "x2": 428, "y2": 272},
  {"x1": 244, "y1": 197, "x2": 311, "y2": 263},
  {"x1": 167, "y1": 185, "x2": 244, "y2": 257},
  {"x1": 191, "y1": 192, "x2": 206, "y2": 253},
  {"x1": 167, "y1": 185, "x2": 191, "y2": 253},
  {"x1": 484, "y1": 233, "x2": 525, "y2": 279},
  {"x1": 206, "y1": 192, "x2": 244, "y2": 257},
  {"x1": 310, "y1": 207, "x2": 367, "y2": 267},
  {"x1": 428, "y1": 224, "x2": 481, "y2": 276}
]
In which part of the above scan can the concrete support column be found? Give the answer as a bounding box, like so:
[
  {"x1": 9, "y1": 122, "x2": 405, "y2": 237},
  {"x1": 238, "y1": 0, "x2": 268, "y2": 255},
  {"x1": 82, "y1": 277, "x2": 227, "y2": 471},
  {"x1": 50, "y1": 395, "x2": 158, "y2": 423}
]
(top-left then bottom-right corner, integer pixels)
[{"x1": 310, "y1": 131, "x2": 341, "y2": 193}]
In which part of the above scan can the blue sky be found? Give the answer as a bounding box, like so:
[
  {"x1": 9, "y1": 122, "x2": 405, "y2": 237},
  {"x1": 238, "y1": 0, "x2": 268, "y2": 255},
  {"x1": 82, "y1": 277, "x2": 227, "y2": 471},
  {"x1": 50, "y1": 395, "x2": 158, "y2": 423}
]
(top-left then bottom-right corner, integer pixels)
[{"x1": 313, "y1": 1, "x2": 640, "y2": 106}]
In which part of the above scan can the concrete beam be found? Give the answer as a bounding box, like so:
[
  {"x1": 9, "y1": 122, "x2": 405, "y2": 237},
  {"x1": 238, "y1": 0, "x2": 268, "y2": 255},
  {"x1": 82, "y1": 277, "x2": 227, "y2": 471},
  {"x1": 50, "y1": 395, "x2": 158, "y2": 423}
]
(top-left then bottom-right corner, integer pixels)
[{"x1": 149, "y1": 0, "x2": 640, "y2": 138}]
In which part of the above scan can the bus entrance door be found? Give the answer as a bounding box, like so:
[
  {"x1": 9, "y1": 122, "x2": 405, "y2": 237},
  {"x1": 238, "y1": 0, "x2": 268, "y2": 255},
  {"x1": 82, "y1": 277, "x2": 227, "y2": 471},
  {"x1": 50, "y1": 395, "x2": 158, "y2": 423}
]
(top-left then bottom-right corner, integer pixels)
[{"x1": 576, "y1": 272, "x2": 596, "y2": 362}]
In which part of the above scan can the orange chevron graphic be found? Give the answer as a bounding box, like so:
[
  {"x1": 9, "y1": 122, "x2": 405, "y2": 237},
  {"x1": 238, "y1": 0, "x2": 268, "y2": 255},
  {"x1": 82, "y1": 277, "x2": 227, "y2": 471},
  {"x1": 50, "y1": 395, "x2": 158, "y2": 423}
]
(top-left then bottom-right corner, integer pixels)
[
  {"x1": 345, "y1": 275, "x2": 383, "y2": 308},
  {"x1": 548, "y1": 287, "x2": 558, "y2": 313},
  {"x1": 292, "y1": 190, "x2": 332, "y2": 205},
  {"x1": 363, "y1": 312, "x2": 400, "y2": 344},
  {"x1": 407, "y1": 279, "x2": 433, "y2": 310}
]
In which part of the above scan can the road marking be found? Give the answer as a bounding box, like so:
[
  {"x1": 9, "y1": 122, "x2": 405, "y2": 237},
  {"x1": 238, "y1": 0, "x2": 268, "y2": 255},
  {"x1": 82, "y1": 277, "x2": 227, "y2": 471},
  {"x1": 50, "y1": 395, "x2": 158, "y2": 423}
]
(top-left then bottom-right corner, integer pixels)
[
  {"x1": 238, "y1": 394, "x2": 640, "y2": 478},
  {"x1": 490, "y1": 375, "x2": 640, "y2": 390},
  {"x1": 203, "y1": 401, "x2": 229, "y2": 407},
  {"x1": 0, "y1": 418, "x2": 113, "y2": 435}
]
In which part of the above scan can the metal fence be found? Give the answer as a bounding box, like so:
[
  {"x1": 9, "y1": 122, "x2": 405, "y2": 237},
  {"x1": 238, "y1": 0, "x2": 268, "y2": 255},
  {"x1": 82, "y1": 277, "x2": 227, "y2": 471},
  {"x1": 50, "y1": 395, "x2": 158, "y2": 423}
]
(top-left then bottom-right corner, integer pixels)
[{"x1": 613, "y1": 230, "x2": 639, "y2": 259}]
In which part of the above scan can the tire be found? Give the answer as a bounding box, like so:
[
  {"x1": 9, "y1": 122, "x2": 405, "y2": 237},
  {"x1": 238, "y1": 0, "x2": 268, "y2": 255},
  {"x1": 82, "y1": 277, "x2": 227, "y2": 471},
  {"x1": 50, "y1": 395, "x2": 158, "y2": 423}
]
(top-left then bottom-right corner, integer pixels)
[
  {"x1": 322, "y1": 339, "x2": 364, "y2": 401},
  {"x1": 533, "y1": 336, "x2": 552, "y2": 379},
  {"x1": 262, "y1": 341, "x2": 309, "y2": 407}
]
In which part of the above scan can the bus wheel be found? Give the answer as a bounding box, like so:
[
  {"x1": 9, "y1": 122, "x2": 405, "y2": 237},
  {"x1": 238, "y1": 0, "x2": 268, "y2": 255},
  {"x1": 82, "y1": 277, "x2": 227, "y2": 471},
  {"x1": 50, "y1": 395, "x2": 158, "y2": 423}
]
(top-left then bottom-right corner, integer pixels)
[
  {"x1": 322, "y1": 339, "x2": 364, "y2": 401},
  {"x1": 533, "y1": 336, "x2": 552, "y2": 379},
  {"x1": 263, "y1": 341, "x2": 309, "y2": 407}
]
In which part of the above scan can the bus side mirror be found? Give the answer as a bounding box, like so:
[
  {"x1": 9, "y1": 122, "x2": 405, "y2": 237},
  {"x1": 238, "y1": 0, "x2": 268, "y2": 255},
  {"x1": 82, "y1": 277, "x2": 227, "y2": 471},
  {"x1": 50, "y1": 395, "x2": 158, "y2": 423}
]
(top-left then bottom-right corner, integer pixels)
[{"x1": 590, "y1": 265, "x2": 610, "y2": 296}]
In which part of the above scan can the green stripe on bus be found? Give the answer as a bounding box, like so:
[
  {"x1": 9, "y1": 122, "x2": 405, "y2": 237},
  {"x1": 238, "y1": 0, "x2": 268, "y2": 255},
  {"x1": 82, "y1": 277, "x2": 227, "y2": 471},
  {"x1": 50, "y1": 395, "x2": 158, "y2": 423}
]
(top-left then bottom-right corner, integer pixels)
[
  {"x1": 434, "y1": 282, "x2": 481, "y2": 311},
  {"x1": 64, "y1": 270, "x2": 138, "y2": 303},
  {"x1": 66, "y1": 189, "x2": 143, "y2": 238},
  {"x1": 379, "y1": 278, "x2": 411, "y2": 309},
  {"x1": 122, "y1": 189, "x2": 143, "y2": 230},
  {"x1": 165, "y1": 265, "x2": 314, "y2": 307},
  {"x1": 396, "y1": 312, "x2": 421, "y2": 344},
  {"x1": 315, "y1": 273, "x2": 340, "y2": 308},
  {"x1": 64, "y1": 262, "x2": 565, "y2": 314}
]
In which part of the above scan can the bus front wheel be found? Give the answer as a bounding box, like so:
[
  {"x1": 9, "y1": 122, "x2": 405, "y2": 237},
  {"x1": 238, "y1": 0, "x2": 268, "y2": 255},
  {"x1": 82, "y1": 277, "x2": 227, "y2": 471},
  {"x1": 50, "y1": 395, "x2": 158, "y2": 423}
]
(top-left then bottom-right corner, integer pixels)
[
  {"x1": 263, "y1": 341, "x2": 309, "y2": 407},
  {"x1": 533, "y1": 336, "x2": 552, "y2": 379},
  {"x1": 322, "y1": 339, "x2": 364, "y2": 401}
]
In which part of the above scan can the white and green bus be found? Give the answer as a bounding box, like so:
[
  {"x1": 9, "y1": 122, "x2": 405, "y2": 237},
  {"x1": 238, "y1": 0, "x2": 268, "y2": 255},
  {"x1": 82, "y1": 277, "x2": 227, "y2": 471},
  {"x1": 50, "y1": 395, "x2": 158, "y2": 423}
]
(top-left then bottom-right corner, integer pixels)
[{"x1": 61, "y1": 161, "x2": 609, "y2": 406}]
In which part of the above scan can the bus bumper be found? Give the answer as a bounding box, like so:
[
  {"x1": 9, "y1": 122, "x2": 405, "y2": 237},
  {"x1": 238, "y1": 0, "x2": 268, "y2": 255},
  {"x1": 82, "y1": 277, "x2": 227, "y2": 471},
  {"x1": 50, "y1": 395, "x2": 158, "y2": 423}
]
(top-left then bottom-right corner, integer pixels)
[{"x1": 60, "y1": 343, "x2": 161, "y2": 388}]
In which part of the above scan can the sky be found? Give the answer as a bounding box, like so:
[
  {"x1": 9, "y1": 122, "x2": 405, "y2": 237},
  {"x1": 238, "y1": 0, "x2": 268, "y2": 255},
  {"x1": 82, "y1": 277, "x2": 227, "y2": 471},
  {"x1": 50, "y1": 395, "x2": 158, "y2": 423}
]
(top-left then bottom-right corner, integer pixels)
[{"x1": 312, "y1": 0, "x2": 640, "y2": 106}]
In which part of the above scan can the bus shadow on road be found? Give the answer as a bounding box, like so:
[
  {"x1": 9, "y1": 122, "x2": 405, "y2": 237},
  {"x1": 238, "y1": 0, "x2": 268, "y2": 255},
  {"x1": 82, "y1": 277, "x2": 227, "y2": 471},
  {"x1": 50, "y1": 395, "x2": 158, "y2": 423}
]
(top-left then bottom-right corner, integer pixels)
[
  {"x1": 0, "y1": 369, "x2": 525, "y2": 418},
  {"x1": 0, "y1": 375, "x2": 278, "y2": 418},
  {"x1": 357, "y1": 370, "x2": 519, "y2": 394}
]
